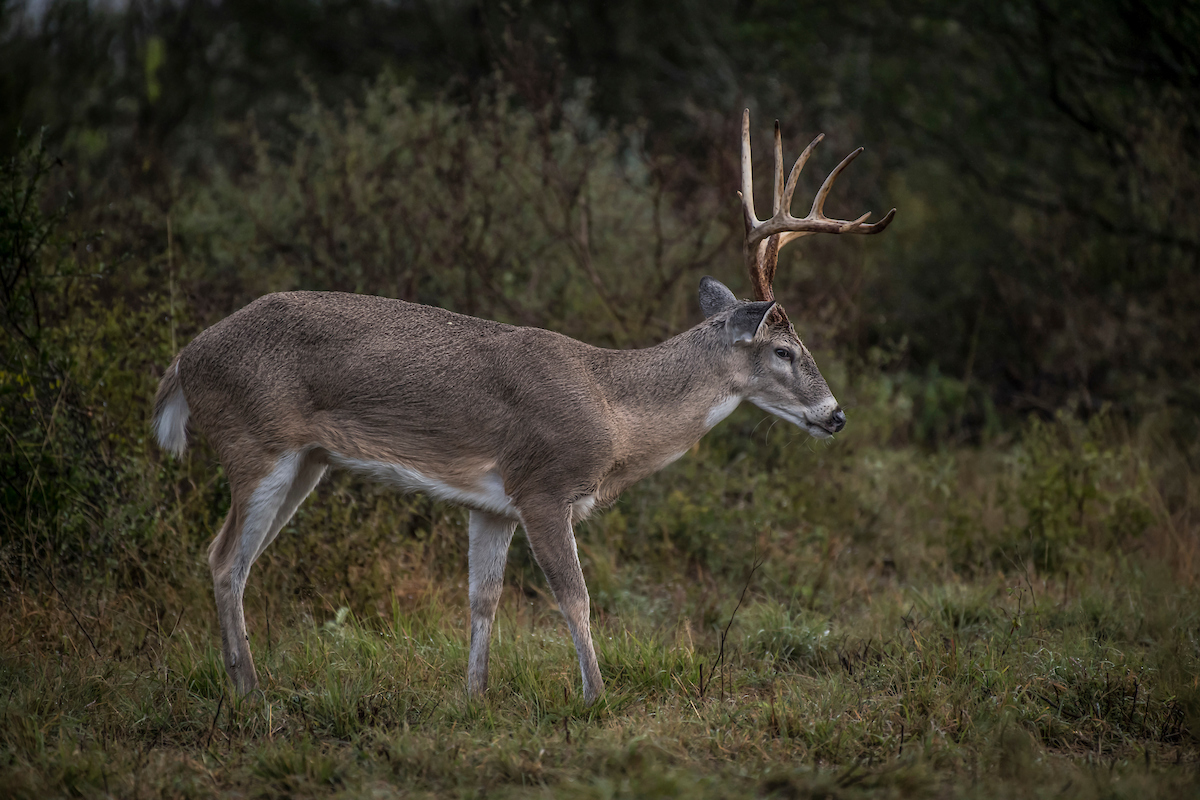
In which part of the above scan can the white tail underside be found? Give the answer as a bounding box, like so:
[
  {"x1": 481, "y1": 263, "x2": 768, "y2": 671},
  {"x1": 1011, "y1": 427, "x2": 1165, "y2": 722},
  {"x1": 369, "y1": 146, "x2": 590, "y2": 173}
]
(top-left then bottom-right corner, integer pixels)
[{"x1": 153, "y1": 371, "x2": 191, "y2": 456}]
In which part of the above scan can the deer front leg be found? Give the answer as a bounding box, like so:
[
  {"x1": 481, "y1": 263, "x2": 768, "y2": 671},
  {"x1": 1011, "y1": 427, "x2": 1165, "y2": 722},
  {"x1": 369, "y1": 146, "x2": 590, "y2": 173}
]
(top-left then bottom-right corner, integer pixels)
[
  {"x1": 467, "y1": 510, "x2": 518, "y2": 698},
  {"x1": 519, "y1": 501, "x2": 605, "y2": 704}
]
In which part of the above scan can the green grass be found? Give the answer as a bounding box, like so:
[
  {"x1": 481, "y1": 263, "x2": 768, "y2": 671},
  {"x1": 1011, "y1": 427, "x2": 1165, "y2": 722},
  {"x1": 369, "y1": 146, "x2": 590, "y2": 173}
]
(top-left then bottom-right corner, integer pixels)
[{"x1": 2, "y1": 546, "x2": 1197, "y2": 798}]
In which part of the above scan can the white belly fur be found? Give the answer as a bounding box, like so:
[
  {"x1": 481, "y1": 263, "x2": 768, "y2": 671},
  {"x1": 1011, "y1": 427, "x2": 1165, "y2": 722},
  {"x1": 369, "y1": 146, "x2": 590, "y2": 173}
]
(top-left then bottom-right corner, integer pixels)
[
  {"x1": 571, "y1": 494, "x2": 598, "y2": 521},
  {"x1": 328, "y1": 454, "x2": 518, "y2": 518}
]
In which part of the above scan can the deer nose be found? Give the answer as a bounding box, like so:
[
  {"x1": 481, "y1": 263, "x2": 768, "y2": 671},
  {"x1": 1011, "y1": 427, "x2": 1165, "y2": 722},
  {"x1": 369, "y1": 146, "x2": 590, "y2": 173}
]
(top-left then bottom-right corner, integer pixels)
[{"x1": 830, "y1": 407, "x2": 846, "y2": 433}]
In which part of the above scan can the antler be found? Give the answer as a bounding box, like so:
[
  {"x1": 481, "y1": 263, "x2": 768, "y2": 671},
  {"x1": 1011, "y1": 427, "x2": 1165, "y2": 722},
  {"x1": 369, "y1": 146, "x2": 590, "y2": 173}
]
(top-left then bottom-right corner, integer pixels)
[{"x1": 740, "y1": 109, "x2": 896, "y2": 302}]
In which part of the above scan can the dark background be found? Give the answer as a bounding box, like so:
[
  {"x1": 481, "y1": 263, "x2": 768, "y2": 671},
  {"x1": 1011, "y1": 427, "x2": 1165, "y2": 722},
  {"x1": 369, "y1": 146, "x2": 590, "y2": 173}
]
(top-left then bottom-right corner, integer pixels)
[{"x1": 4, "y1": 1, "x2": 1200, "y2": 555}]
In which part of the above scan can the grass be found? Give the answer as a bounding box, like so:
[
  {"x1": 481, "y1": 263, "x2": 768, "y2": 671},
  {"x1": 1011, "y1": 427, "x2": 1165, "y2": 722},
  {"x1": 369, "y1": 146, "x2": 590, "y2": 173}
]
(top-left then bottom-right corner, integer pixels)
[
  {"x1": 3, "y1": 401, "x2": 1199, "y2": 798},
  {"x1": 2, "y1": 543, "x2": 1198, "y2": 798}
]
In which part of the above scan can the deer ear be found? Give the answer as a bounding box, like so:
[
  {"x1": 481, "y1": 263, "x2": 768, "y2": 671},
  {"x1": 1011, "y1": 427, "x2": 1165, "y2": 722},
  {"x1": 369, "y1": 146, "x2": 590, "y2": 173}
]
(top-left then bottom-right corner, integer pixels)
[
  {"x1": 727, "y1": 301, "x2": 776, "y2": 344},
  {"x1": 698, "y1": 276, "x2": 738, "y2": 318}
]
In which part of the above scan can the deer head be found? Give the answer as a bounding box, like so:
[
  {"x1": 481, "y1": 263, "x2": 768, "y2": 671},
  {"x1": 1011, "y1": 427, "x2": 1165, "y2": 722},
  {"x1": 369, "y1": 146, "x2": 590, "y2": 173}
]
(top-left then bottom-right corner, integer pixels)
[{"x1": 703, "y1": 110, "x2": 896, "y2": 438}]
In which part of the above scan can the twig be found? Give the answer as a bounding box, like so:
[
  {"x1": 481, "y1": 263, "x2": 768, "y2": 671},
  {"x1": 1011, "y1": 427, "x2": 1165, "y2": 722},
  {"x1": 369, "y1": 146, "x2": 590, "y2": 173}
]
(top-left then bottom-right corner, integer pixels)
[
  {"x1": 36, "y1": 561, "x2": 100, "y2": 658},
  {"x1": 165, "y1": 606, "x2": 184, "y2": 641},
  {"x1": 265, "y1": 593, "x2": 271, "y2": 663},
  {"x1": 699, "y1": 554, "x2": 764, "y2": 698},
  {"x1": 205, "y1": 690, "x2": 225, "y2": 749},
  {"x1": 419, "y1": 696, "x2": 443, "y2": 725}
]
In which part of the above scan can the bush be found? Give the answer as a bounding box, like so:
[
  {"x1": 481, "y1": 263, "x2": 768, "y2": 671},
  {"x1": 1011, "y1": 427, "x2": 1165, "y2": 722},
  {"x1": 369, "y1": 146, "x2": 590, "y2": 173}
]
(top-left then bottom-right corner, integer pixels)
[
  {"x1": 174, "y1": 79, "x2": 737, "y2": 349},
  {"x1": 0, "y1": 133, "x2": 186, "y2": 588}
]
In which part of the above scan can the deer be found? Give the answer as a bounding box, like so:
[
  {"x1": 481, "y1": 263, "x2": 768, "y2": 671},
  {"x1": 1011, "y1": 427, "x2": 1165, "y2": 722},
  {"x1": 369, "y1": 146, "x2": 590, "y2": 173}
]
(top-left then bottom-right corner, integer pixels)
[{"x1": 152, "y1": 110, "x2": 894, "y2": 705}]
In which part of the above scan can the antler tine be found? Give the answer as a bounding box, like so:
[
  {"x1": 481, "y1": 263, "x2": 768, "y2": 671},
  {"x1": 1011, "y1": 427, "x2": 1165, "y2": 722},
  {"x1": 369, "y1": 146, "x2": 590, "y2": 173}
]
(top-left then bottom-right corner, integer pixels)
[
  {"x1": 759, "y1": 121, "x2": 788, "y2": 297},
  {"x1": 868, "y1": 207, "x2": 898, "y2": 231},
  {"x1": 772, "y1": 121, "x2": 785, "y2": 216},
  {"x1": 810, "y1": 146, "x2": 863, "y2": 220},
  {"x1": 739, "y1": 109, "x2": 757, "y2": 228},
  {"x1": 740, "y1": 110, "x2": 775, "y2": 301},
  {"x1": 744, "y1": 143, "x2": 896, "y2": 247},
  {"x1": 781, "y1": 133, "x2": 823, "y2": 219}
]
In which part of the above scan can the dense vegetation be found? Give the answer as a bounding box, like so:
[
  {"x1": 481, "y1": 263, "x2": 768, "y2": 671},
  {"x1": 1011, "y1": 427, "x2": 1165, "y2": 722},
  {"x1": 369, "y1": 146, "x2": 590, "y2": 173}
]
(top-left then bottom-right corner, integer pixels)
[{"x1": 2, "y1": 1, "x2": 1197, "y2": 797}]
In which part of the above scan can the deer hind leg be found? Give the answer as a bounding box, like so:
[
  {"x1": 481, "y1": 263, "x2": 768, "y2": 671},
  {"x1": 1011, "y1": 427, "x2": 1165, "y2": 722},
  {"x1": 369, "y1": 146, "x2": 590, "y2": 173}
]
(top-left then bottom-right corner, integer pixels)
[
  {"x1": 518, "y1": 500, "x2": 605, "y2": 704},
  {"x1": 208, "y1": 450, "x2": 312, "y2": 695},
  {"x1": 253, "y1": 453, "x2": 327, "y2": 563},
  {"x1": 467, "y1": 510, "x2": 518, "y2": 698}
]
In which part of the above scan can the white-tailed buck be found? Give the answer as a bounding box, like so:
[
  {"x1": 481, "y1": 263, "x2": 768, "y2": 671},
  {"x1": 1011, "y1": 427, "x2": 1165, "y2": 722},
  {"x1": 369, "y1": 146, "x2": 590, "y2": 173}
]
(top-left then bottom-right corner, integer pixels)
[{"x1": 153, "y1": 110, "x2": 894, "y2": 704}]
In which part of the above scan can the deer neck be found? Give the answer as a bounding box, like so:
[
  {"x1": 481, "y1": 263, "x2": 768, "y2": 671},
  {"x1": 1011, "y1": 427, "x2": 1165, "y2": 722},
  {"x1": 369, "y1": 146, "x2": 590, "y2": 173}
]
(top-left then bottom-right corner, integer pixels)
[{"x1": 594, "y1": 323, "x2": 745, "y2": 460}]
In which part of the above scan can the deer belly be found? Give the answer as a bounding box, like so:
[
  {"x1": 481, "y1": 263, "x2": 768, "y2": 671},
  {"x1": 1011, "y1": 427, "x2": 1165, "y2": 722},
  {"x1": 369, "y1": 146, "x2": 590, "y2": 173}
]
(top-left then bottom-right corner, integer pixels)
[{"x1": 327, "y1": 454, "x2": 517, "y2": 518}]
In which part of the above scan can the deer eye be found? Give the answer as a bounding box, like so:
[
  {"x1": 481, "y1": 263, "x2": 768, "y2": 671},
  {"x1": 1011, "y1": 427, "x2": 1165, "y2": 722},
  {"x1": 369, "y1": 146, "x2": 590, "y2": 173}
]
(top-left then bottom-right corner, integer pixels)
[{"x1": 774, "y1": 348, "x2": 793, "y2": 362}]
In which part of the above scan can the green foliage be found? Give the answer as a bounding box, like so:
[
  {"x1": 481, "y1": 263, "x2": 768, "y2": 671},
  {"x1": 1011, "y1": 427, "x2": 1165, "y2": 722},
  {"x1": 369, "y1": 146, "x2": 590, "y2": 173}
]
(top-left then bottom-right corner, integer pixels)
[
  {"x1": 175, "y1": 78, "x2": 731, "y2": 348},
  {"x1": 0, "y1": 131, "x2": 62, "y2": 349},
  {"x1": 0, "y1": 132, "x2": 206, "y2": 592},
  {"x1": 743, "y1": 601, "x2": 833, "y2": 670},
  {"x1": 1, "y1": 133, "x2": 109, "y2": 580},
  {"x1": 997, "y1": 413, "x2": 1153, "y2": 574}
]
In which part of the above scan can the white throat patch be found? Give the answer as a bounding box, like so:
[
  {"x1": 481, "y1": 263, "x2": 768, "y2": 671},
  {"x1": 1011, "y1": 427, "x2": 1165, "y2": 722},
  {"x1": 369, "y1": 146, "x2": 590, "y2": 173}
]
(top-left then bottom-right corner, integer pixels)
[{"x1": 704, "y1": 395, "x2": 742, "y2": 429}]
